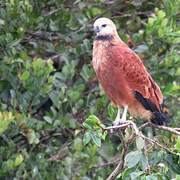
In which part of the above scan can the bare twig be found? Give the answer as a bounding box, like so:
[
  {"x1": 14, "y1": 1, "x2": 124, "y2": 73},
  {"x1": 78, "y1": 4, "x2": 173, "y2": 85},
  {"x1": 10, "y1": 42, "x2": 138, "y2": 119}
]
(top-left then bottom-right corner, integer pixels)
[
  {"x1": 47, "y1": 7, "x2": 61, "y2": 16},
  {"x1": 105, "y1": 121, "x2": 180, "y2": 136},
  {"x1": 46, "y1": 152, "x2": 68, "y2": 162},
  {"x1": 106, "y1": 121, "x2": 178, "y2": 179},
  {"x1": 144, "y1": 144, "x2": 151, "y2": 174},
  {"x1": 46, "y1": 141, "x2": 72, "y2": 162},
  {"x1": 25, "y1": 30, "x2": 51, "y2": 42},
  {"x1": 126, "y1": 121, "x2": 177, "y2": 155},
  {"x1": 140, "y1": 133, "x2": 177, "y2": 155},
  {"x1": 104, "y1": 122, "x2": 131, "y2": 130},
  {"x1": 92, "y1": 158, "x2": 120, "y2": 168},
  {"x1": 45, "y1": 54, "x2": 61, "y2": 61},
  {"x1": 107, "y1": 123, "x2": 138, "y2": 180},
  {"x1": 147, "y1": 122, "x2": 180, "y2": 135},
  {"x1": 107, "y1": 147, "x2": 127, "y2": 180}
]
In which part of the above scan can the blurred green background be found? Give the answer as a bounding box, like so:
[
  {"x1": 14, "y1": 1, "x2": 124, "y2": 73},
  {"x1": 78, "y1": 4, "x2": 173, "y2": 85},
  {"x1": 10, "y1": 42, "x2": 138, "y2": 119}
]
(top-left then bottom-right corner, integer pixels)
[{"x1": 0, "y1": 0, "x2": 179, "y2": 179}]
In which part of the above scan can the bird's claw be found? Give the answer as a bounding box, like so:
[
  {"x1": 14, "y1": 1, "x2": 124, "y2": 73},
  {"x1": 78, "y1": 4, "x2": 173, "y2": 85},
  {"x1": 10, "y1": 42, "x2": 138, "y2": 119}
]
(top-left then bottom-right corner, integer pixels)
[{"x1": 110, "y1": 119, "x2": 127, "y2": 133}]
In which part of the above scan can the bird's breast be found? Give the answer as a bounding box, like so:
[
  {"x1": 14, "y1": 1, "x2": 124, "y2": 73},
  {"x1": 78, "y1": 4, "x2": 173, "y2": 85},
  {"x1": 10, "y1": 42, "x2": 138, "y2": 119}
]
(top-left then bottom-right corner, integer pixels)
[
  {"x1": 92, "y1": 45, "x2": 135, "y2": 106},
  {"x1": 92, "y1": 41, "x2": 111, "y2": 71}
]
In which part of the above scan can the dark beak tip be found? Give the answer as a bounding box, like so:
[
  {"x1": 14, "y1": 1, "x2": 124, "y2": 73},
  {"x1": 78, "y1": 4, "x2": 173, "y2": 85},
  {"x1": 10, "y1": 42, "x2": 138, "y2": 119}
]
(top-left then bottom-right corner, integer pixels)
[{"x1": 94, "y1": 27, "x2": 100, "y2": 34}]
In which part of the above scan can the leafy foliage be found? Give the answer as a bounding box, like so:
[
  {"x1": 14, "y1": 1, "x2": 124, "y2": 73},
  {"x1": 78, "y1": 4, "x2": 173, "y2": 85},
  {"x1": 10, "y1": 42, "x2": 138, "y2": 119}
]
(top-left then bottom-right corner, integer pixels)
[{"x1": 0, "y1": 0, "x2": 179, "y2": 179}]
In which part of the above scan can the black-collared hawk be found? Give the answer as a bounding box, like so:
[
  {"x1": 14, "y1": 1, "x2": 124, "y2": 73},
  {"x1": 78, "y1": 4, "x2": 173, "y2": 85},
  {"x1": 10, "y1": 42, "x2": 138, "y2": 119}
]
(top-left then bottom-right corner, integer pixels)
[{"x1": 92, "y1": 17, "x2": 170, "y2": 127}]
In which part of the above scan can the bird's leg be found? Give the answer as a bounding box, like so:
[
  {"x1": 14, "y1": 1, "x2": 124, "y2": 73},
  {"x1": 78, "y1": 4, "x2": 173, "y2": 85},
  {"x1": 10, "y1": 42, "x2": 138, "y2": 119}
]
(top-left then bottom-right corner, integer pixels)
[
  {"x1": 111, "y1": 108, "x2": 121, "y2": 133},
  {"x1": 111, "y1": 106, "x2": 128, "y2": 133},
  {"x1": 113, "y1": 108, "x2": 121, "y2": 126},
  {"x1": 112, "y1": 106, "x2": 128, "y2": 126},
  {"x1": 121, "y1": 105, "x2": 128, "y2": 123}
]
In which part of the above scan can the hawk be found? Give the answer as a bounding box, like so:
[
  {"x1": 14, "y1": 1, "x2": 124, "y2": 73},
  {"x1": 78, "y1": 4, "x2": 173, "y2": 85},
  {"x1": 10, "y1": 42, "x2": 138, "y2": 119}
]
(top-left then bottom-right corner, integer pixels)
[{"x1": 92, "y1": 17, "x2": 170, "y2": 127}]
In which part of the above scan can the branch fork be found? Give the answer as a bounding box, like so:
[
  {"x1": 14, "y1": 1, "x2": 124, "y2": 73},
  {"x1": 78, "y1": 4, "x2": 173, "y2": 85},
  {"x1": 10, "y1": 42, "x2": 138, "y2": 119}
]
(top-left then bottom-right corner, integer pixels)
[{"x1": 104, "y1": 121, "x2": 180, "y2": 180}]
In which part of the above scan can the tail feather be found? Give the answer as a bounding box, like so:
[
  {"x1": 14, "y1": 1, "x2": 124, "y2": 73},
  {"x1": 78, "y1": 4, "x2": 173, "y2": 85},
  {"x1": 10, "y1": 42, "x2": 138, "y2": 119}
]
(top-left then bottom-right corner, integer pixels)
[
  {"x1": 134, "y1": 91, "x2": 170, "y2": 125},
  {"x1": 152, "y1": 112, "x2": 170, "y2": 125}
]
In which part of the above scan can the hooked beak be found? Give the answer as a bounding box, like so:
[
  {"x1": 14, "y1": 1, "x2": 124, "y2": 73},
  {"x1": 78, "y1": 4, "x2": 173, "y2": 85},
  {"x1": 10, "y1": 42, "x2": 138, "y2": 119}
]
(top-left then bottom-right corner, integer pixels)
[{"x1": 94, "y1": 27, "x2": 100, "y2": 35}]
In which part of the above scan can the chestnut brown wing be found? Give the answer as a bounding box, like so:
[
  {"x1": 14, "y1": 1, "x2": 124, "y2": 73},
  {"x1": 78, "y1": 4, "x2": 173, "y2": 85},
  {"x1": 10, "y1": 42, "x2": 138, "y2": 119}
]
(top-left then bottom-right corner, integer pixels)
[{"x1": 111, "y1": 45, "x2": 163, "y2": 111}]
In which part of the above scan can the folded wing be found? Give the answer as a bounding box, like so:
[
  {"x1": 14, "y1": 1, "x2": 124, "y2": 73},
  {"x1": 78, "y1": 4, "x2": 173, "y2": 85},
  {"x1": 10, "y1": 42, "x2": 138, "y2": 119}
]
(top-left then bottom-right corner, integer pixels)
[{"x1": 111, "y1": 44, "x2": 163, "y2": 112}]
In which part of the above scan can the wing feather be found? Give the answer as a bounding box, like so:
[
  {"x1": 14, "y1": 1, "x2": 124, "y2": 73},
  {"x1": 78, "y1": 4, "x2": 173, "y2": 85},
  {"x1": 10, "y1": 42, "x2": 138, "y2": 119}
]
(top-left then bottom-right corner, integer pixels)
[{"x1": 111, "y1": 45, "x2": 163, "y2": 111}]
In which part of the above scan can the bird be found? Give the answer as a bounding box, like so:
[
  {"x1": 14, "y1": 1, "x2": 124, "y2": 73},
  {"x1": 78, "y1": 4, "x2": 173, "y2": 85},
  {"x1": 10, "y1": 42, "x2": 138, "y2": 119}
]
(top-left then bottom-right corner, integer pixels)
[{"x1": 92, "y1": 17, "x2": 170, "y2": 128}]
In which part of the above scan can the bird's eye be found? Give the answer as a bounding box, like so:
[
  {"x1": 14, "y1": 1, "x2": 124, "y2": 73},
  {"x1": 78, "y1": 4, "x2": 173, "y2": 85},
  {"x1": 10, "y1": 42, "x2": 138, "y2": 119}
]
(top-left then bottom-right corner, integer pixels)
[{"x1": 102, "y1": 24, "x2": 107, "y2": 27}]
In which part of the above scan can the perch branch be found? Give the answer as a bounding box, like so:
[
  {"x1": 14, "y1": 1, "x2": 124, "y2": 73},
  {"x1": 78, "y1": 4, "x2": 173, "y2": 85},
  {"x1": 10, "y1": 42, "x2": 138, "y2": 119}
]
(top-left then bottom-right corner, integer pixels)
[
  {"x1": 104, "y1": 122, "x2": 131, "y2": 130},
  {"x1": 106, "y1": 121, "x2": 178, "y2": 180},
  {"x1": 107, "y1": 123, "x2": 138, "y2": 180},
  {"x1": 144, "y1": 144, "x2": 151, "y2": 174},
  {"x1": 107, "y1": 145, "x2": 128, "y2": 180},
  {"x1": 146, "y1": 122, "x2": 180, "y2": 135}
]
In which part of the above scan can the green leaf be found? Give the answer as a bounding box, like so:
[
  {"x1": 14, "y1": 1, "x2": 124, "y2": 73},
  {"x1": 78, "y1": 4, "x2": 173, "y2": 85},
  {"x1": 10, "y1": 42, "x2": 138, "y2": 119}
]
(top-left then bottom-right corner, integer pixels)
[
  {"x1": 136, "y1": 137, "x2": 145, "y2": 151},
  {"x1": 7, "y1": 159, "x2": 14, "y2": 170},
  {"x1": 19, "y1": 71, "x2": 30, "y2": 81},
  {"x1": 85, "y1": 115, "x2": 101, "y2": 126},
  {"x1": 125, "y1": 151, "x2": 142, "y2": 168},
  {"x1": 0, "y1": 112, "x2": 14, "y2": 135},
  {"x1": 101, "y1": 130, "x2": 107, "y2": 140},
  {"x1": 82, "y1": 122, "x2": 92, "y2": 129},
  {"x1": 134, "y1": 44, "x2": 149, "y2": 53},
  {"x1": 176, "y1": 175, "x2": 180, "y2": 180},
  {"x1": 44, "y1": 116, "x2": 53, "y2": 124},
  {"x1": 74, "y1": 137, "x2": 82, "y2": 152},
  {"x1": 146, "y1": 175, "x2": 158, "y2": 180},
  {"x1": 90, "y1": 8, "x2": 101, "y2": 16},
  {"x1": 164, "y1": 154, "x2": 180, "y2": 175},
  {"x1": 175, "y1": 136, "x2": 180, "y2": 152},
  {"x1": 148, "y1": 17, "x2": 154, "y2": 26},
  {"x1": 14, "y1": 155, "x2": 24, "y2": 166},
  {"x1": 0, "y1": 19, "x2": 5, "y2": 25},
  {"x1": 9, "y1": 39, "x2": 21, "y2": 47},
  {"x1": 83, "y1": 131, "x2": 91, "y2": 145},
  {"x1": 149, "y1": 151, "x2": 159, "y2": 166},
  {"x1": 140, "y1": 153, "x2": 148, "y2": 171},
  {"x1": 157, "y1": 10, "x2": 165, "y2": 18},
  {"x1": 122, "y1": 167, "x2": 136, "y2": 179},
  {"x1": 108, "y1": 104, "x2": 117, "y2": 120},
  {"x1": 70, "y1": 91, "x2": 80, "y2": 102},
  {"x1": 91, "y1": 133, "x2": 101, "y2": 147},
  {"x1": 130, "y1": 171, "x2": 143, "y2": 179},
  {"x1": 27, "y1": 130, "x2": 39, "y2": 144}
]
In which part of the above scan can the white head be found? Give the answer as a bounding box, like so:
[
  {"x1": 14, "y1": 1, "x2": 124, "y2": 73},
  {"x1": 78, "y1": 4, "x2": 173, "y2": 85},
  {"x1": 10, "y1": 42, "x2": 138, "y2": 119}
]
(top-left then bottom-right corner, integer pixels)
[{"x1": 93, "y1": 17, "x2": 118, "y2": 37}]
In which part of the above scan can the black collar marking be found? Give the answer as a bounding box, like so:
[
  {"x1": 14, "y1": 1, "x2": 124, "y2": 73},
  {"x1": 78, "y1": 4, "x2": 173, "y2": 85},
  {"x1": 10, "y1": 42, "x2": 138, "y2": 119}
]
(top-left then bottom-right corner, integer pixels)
[{"x1": 95, "y1": 35, "x2": 113, "y2": 41}]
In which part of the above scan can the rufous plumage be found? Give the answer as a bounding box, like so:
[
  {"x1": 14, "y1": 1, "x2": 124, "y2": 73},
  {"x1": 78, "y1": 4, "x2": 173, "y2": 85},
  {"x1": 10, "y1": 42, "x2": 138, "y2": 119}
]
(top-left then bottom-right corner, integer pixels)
[{"x1": 92, "y1": 17, "x2": 170, "y2": 126}]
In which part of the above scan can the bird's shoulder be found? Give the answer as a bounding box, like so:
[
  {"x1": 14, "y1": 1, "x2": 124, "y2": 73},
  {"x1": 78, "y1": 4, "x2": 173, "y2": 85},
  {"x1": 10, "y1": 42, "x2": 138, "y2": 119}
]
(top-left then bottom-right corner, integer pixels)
[
  {"x1": 111, "y1": 43, "x2": 143, "y2": 65},
  {"x1": 111, "y1": 44, "x2": 147, "y2": 79}
]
